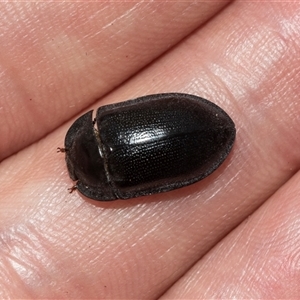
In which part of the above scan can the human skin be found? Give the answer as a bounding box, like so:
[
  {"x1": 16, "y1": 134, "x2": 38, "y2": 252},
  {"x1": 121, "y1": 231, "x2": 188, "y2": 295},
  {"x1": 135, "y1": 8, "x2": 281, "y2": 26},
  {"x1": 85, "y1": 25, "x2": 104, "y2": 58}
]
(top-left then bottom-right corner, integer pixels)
[{"x1": 0, "y1": 1, "x2": 300, "y2": 299}]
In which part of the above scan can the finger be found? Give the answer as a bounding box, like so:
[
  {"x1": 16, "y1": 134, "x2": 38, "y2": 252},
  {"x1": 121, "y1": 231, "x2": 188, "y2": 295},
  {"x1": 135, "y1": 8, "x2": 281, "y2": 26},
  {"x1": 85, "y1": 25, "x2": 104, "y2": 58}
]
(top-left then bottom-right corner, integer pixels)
[
  {"x1": 162, "y1": 171, "x2": 300, "y2": 298},
  {"x1": 0, "y1": 2, "x2": 230, "y2": 161}
]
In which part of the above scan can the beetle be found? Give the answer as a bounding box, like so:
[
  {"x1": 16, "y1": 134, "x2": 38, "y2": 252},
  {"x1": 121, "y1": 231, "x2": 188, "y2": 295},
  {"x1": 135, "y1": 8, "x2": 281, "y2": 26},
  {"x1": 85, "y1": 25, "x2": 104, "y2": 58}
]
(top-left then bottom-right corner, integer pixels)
[{"x1": 59, "y1": 93, "x2": 235, "y2": 201}]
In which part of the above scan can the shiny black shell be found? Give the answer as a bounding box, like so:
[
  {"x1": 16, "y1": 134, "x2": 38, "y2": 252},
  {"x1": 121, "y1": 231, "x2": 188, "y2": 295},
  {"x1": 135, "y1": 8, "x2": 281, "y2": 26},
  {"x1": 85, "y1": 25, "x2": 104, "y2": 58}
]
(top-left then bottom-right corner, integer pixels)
[{"x1": 63, "y1": 93, "x2": 235, "y2": 201}]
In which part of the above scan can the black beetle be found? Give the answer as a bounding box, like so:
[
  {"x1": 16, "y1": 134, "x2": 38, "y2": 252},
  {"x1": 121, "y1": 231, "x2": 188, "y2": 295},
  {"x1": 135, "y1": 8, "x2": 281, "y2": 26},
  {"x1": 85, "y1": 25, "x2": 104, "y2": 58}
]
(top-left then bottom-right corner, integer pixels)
[{"x1": 60, "y1": 93, "x2": 235, "y2": 201}]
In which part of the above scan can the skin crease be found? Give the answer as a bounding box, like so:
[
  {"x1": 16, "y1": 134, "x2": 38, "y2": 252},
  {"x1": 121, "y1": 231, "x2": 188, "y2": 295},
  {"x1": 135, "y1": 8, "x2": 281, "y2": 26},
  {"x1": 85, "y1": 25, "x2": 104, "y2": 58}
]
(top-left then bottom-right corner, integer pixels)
[{"x1": 0, "y1": 1, "x2": 300, "y2": 299}]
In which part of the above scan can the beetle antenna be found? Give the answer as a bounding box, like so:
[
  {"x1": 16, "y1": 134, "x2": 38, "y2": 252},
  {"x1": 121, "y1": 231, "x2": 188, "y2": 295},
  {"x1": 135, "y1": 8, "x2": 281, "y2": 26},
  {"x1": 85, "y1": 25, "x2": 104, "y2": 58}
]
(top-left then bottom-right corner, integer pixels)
[{"x1": 57, "y1": 147, "x2": 68, "y2": 153}]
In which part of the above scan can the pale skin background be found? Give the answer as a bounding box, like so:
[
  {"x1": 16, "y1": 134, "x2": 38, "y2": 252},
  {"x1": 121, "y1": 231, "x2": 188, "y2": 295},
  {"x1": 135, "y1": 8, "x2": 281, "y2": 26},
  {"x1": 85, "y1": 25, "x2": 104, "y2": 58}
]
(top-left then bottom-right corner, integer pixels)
[{"x1": 0, "y1": 1, "x2": 300, "y2": 299}]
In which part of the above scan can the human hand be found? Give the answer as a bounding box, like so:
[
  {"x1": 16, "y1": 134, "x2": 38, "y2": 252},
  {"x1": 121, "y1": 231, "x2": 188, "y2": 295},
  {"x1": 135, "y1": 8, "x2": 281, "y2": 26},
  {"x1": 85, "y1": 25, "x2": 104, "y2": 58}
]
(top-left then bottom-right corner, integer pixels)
[{"x1": 0, "y1": 2, "x2": 299, "y2": 298}]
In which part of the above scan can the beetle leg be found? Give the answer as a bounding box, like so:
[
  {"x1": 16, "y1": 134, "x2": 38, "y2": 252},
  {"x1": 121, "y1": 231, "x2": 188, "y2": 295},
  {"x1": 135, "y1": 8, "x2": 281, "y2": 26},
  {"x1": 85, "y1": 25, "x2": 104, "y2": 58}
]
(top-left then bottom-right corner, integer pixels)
[{"x1": 68, "y1": 184, "x2": 78, "y2": 193}]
